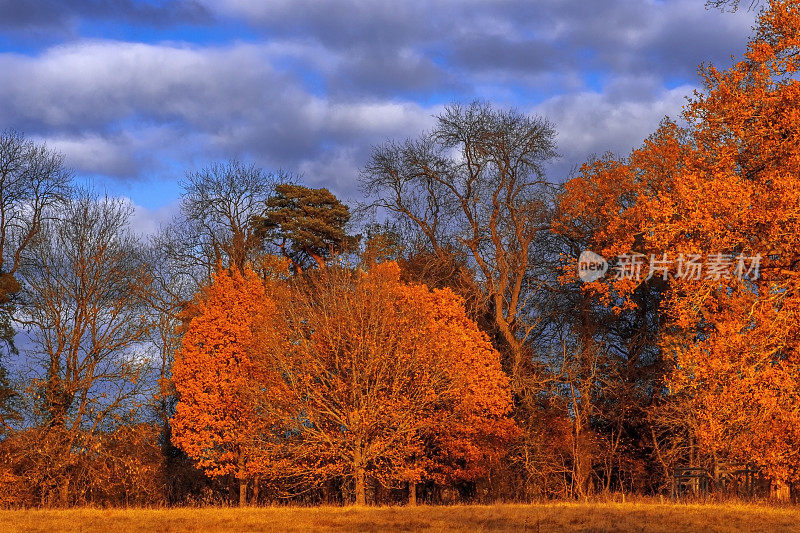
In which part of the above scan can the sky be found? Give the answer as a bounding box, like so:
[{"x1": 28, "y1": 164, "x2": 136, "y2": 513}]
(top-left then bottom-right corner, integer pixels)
[{"x1": 0, "y1": 0, "x2": 759, "y2": 234}]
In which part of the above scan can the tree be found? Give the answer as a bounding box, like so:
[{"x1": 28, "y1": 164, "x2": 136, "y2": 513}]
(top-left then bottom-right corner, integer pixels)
[
  {"x1": 140, "y1": 232, "x2": 208, "y2": 504},
  {"x1": 0, "y1": 130, "x2": 71, "y2": 433},
  {"x1": 657, "y1": 0, "x2": 800, "y2": 485},
  {"x1": 21, "y1": 192, "x2": 152, "y2": 430},
  {"x1": 551, "y1": 124, "x2": 686, "y2": 496},
  {"x1": 16, "y1": 192, "x2": 152, "y2": 504},
  {"x1": 412, "y1": 282, "x2": 519, "y2": 495},
  {"x1": 256, "y1": 262, "x2": 515, "y2": 505},
  {"x1": 362, "y1": 102, "x2": 558, "y2": 391},
  {"x1": 706, "y1": 0, "x2": 762, "y2": 11},
  {"x1": 253, "y1": 183, "x2": 357, "y2": 270},
  {"x1": 171, "y1": 266, "x2": 276, "y2": 505},
  {"x1": 556, "y1": 0, "x2": 800, "y2": 488},
  {"x1": 175, "y1": 160, "x2": 280, "y2": 278}
]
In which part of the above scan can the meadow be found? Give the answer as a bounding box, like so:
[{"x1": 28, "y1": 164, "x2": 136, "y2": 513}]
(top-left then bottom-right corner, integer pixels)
[{"x1": 1, "y1": 502, "x2": 798, "y2": 532}]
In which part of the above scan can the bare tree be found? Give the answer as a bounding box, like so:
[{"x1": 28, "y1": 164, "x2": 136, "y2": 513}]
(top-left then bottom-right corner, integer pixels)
[
  {"x1": 362, "y1": 102, "x2": 558, "y2": 389},
  {"x1": 175, "y1": 160, "x2": 282, "y2": 277},
  {"x1": 19, "y1": 192, "x2": 152, "y2": 433},
  {"x1": 13, "y1": 192, "x2": 153, "y2": 502},
  {"x1": 706, "y1": 0, "x2": 762, "y2": 11},
  {"x1": 0, "y1": 130, "x2": 70, "y2": 433},
  {"x1": 0, "y1": 131, "x2": 71, "y2": 293},
  {"x1": 141, "y1": 233, "x2": 193, "y2": 428}
]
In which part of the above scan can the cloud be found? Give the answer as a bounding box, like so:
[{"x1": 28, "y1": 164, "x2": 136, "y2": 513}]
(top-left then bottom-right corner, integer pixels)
[
  {"x1": 33, "y1": 130, "x2": 165, "y2": 179},
  {"x1": 0, "y1": 41, "x2": 286, "y2": 131},
  {"x1": 534, "y1": 81, "x2": 695, "y2": 181},
  {"x1": 0, "y1": 1, "x2": 760, "y2": 206},
  {"x1": 126, "y1": 198, "x2": 180, "y2": 236},
  {"x1": 208, "y1": 0, "x2": 434, "y2": 49},
  {"x1": 0, "y1": 40, "x2": 439, "y2": 196},
  {"x1": 0, "y1": 0, "x2": 210, "y2": 33},
  {"x1": 205, "y1": 0, "x2": 756, "y2": 95}
]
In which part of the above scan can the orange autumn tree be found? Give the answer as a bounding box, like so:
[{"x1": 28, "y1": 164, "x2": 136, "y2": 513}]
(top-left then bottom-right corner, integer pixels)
[
  {"x1": 257, "y1": 262, "x2": 516, "y2": 505},
  {"x1": 171, "y1": 266, "x2": 274, "y2": 505},
  {"x1": 658, "y1": 0, "x2": 800, "y2": 484},
  {"x1": 404, "y1": 285, "x2": 519, "y2": 499},
  {"x1": 559, "y1": 0, "x2": 800, "y2": 485}
]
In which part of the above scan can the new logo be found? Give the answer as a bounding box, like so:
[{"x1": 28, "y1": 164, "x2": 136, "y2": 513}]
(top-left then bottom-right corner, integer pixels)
[{"x1": 578, "y1": 250, "x2": 608, "y2": 282}]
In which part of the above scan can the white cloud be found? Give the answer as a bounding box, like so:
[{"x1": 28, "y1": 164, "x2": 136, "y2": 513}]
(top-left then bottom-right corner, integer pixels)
[
  {"x1": 534, "y1": 83, "x2": 694, "y2": 180},
  {"x1": 124, "y1": 198, "x2": 180, "y2": 236}
]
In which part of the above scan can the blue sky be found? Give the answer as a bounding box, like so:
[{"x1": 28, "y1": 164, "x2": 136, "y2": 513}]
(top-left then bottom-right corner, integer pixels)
[{"x1": 0, "y1": 0, "x2": 758, "y2": 233}]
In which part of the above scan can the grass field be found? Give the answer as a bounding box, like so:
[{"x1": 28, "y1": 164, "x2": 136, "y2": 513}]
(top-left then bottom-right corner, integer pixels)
[{"x1": 1, "y1": 502, "x2": 798, "y2": 532}]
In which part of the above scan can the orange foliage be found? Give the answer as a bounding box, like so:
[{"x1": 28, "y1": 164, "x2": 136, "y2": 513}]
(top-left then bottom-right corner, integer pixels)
[
  {"x1": 171, "y1": 266, "x2": 275, "y2": 482},
  {"x1": 172, "y1": 261, "x2": 516, "y2": 504},
  {"x1": 260, "y1": 262, "x2": 517, "y2": 503},
  {"x1": 557, "y1": 0, "x2": 800, "y2": 482},
  {"x1": 401, "y1": 284, "x2": 519, "y2": 484},
  {"x1": 0, "y1": 424, "x2": 165, "y2": 507},
  {"x1": 655, "y1": 0, "x2": 800, "y2": 483}
]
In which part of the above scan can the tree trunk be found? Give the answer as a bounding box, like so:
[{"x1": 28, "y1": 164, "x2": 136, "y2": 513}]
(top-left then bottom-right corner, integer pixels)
[
  {"x1": 310, "y1": 251, "x2": 326, "y2": 270},
  {"x1": 772, "y1": 480, "x2": 791, "y2": 502},
  {"x1": 252, "y1": 477, "x2": 260, "y2": 505},
  {"x1": 59, "y1": 477, "x2": 70, "y2": 507},
  {"x1": 408, "y1": 481, "x2": 417, "y2": 506},
  {"x1": 355, "y1": 466, "x2": 366, "y2": 505},
  {"x1": 238, "y1": 451, "x2": 248, "y2": 506},
  {"x1": 239, "y1": 478, "x2": 247, "y2": 506}
]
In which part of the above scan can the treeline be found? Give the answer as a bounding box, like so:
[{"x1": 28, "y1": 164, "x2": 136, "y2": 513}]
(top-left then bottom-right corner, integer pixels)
[{"x1": 1, "y1": 0, "x2": 800, "y2": 507}]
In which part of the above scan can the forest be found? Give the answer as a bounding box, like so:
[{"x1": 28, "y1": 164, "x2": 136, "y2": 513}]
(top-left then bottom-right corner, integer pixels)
[{"x1": 0, "y1": 0, "x2": 799, "y2": 508}]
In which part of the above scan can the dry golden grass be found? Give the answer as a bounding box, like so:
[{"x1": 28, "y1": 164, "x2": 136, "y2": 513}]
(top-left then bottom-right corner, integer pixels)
[{"x1": 1, "y1": 502, "x2": 798, "y2": 532}]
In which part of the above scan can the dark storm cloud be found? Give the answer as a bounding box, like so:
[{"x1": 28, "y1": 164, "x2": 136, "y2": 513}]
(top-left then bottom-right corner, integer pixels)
[
  {"x1": 549, "y1": 0, "x2": 753, "y2": 79},
  {"x1": 327, "y1": 46, "x2": 450, "y2": 97},
  {"x1": 450, "y1": 36, "x2": 567, "y2": 74},
  {"x1": 211, "y1": 1, "x2": 434, "y2": 50}
]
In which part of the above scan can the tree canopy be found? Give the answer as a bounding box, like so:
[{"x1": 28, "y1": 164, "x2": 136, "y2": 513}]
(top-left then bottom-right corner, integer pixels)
[{"x1": 254, "y1": 184, "x2": 357, "y2": 270}]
